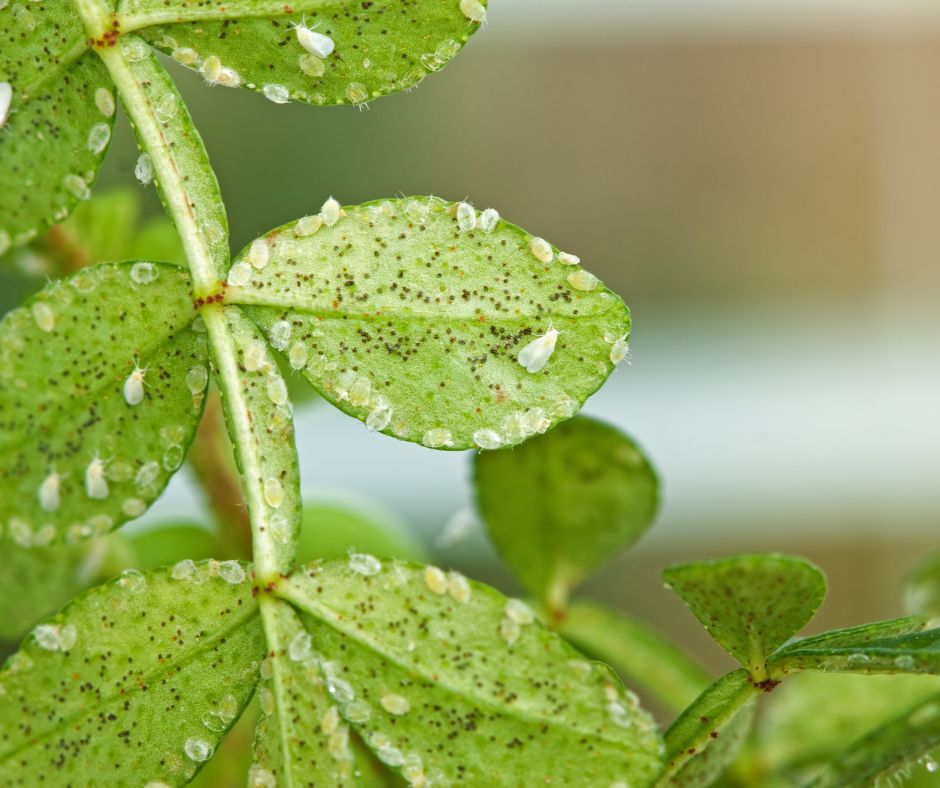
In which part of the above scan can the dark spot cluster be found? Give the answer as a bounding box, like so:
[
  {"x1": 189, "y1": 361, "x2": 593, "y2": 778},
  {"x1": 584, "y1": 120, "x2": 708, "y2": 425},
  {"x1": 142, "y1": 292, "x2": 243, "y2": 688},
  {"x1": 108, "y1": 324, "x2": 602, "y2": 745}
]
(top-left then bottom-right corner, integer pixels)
[
  {"x1": 0, "y1": 263, "x2": 206, "y2": 547},
  {"x1": 0, "y1": 563, "x2": 264, "y2": 783}
]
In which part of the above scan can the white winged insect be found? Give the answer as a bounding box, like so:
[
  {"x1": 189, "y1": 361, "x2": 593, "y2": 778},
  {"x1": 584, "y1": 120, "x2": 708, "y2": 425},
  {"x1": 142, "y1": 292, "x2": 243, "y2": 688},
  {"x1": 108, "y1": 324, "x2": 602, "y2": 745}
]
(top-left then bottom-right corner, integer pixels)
[{"x1": 517, "y1": 324, "x2": 559, "y2": 373}]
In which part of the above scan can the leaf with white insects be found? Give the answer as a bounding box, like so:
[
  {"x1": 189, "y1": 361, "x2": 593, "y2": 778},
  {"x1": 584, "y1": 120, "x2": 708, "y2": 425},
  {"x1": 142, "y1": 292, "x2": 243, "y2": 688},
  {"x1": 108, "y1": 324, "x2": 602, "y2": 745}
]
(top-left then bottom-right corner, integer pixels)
[
  {"x1": 213, "y1": 306, "x2": 301, "y2": 572},
  {"x1": 0, "y1": 0, "x2": 116, "y2": 251},
  {"x1": 0, "y1": 262, "x2": 208, "y2": 546},
  {"x1": 225, "y1": 197, "x2": 630, "y2": 451},
  {"x1": 130, "y1": 0, "x2": 485, "y2": 107},
  {"x1": 119, "y1": 41, "x2": 230, "y2": 277},
  {"x1": 0, "y1": 562, "x2": 263, "y2": 784},
  {"x1": 279, "y1": 559, "x2": 664, "y2": 785},
  {"x1": 475, "y1": 417, "x2": 659, "y2": 614},
  {"x1": 250, "y1": 597, "x2": 367, "y2": 786}
]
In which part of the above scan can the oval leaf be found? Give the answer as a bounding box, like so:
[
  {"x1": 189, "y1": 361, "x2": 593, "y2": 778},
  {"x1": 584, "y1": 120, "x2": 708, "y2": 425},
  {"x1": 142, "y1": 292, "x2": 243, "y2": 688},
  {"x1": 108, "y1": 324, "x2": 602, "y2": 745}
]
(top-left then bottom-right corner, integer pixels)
[
  {"x1": 279, "y1": 557, "x2": 664, "y2": 785},
  {"x1": 0, "y1": 262, "x2": 208, "y2": 546},
  {"x1": 0, "y1": 0, "x2": 114, "y2": 251},
  {"x1": 0, "y1": 561, "x2": 263, "y2": 785},
  {"x1": 663, "y1": 554, "x2": 826, "y2": 677},
  {"x1": 475, "y1": 416, "x2": 658, "y2": 612},
  {"x1": 121, "y1": 0, "x2": 486, "y2": 107},
  {"x1": 227, "y1": 197, "x2": 631, "y2": 451}
]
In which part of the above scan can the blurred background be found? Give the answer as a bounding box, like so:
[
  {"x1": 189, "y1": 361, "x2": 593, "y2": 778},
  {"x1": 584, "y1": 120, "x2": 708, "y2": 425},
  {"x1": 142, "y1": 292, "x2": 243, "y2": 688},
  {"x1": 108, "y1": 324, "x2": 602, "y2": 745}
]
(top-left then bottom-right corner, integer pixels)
[{"x1": 4, "y1": 0, "x2": 940, "y2": 677}]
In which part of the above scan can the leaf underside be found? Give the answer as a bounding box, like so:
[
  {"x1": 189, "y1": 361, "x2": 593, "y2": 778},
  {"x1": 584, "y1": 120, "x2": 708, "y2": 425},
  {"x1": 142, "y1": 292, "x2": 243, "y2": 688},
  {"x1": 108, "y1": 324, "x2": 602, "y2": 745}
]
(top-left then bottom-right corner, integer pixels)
[
  {"x1": 663, "y1": 554, "x2": 826, "y2": 674},
  {"x1": 0, "y1": 0, "x2": 116, "y2": 250},
  {"x1": 0, "y1": 561, "x2": 264, "y2": 786},
  {"x1": 475, "y1": 416, "x2": 658, "y2": 606},
  {"x1": 0, "y1": 262, "x2": 207, "y2": 547},
  {"x1": 769, "y1": 617, "x2": 940, "y2": 677},
  {"x1": 251, "y1": 598, "x2": 362, "y2": 786},
  {"x1": 230, "y1": 197, "x2": 631, "y2": 451},
  {"x1": 121, "y1": 41, "x2": 230, "y2": 277},
  {"x1": 127, "y1": 0, "x2": 484, "y2": 107},
  {"x1": 282, "y1": 558, "x2": 664, "y2": 785}
]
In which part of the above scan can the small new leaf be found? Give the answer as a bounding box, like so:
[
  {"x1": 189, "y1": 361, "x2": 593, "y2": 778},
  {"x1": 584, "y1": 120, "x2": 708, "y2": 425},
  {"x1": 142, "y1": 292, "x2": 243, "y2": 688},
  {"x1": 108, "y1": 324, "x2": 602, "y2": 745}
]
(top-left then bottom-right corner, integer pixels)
[
  {"x1": 279, "y1": 558, "x2": 664, "y2": 785},
  {"x1": 0, "y1": 262, "x2": 208, "y2": 546},
  {"x1": 122, "y1": 0, "x2": 486, "y2": 107},
  {"x1": 0, "y1": 0, "x2": 115, "y2": 251},
  {"x1": 228, "y1": 197, "x2": 631, "y2": 451},
  {"x1": 475, "y1": 416, "x2": 658, "y2": 614},
  {"x1": 0, "y1": 561, "x2": 264, "y2": 784},
  {"x1": 663, "y1": 554, "x2": 826, "y2": 678},
  {"x1": 768, "y1": 617, "x2": 940, "y2": 678}
]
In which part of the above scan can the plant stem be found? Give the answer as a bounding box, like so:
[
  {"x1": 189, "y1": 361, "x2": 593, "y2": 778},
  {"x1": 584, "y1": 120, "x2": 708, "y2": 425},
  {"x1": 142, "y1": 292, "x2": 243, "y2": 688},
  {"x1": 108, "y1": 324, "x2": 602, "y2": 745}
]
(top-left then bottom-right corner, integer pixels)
[
  {"x1": 201, "y1": 304, "x2": 284, "y2": 579},
  {"x1": 79, "y1": 21, "x2": 288, "y2": 580},
  {"x1": 659, "y1": 668, "x2": 760, "y2": 782},
  {"x1": 93, "y1": 45, "x2": 218, "y2": 298}
]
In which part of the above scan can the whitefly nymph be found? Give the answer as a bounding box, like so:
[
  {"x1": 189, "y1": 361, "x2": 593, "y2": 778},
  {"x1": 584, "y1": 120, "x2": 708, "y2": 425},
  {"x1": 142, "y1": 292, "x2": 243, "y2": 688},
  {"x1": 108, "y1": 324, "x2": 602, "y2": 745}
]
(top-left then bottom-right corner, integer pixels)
[{"x1": 517, "y1": 324, "x2": 559, "y2": 374}]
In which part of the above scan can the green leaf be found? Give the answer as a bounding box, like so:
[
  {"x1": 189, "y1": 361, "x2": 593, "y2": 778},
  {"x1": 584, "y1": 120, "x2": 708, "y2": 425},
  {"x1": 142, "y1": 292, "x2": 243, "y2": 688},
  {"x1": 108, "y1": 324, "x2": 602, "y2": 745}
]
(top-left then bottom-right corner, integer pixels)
[
  {"x1": 122, "y1": 0, "x2": 486, "y2": 108},
  {"x1": 251, "y1": 597, "x2": 365, "y2": 786},
  {"x1": 0, "y1": 0, "x2": 115, "y2": 251},
  {"x1": 755, "y1": 673, "x2": 940, "y2": 781},
  {"x1": 768, "y1": 617, "x2": 940, "y2": 677},
  {"x1": 907, "y1": 551, "x2": 940, "y2": 618},
  {"x1": 0, "y1": 542, "x2": 90, "y2": 640},
  {"x1": 279, "y1": 558, "x2": 665, "y2": 785},
  {"x1": 213, "y1": 306, "x2": 301, "y2": 572},
  {"x1": 808, "y1": 691, "x2": 940, "y2": 788},
  {"x1": 115, "y1": 40, "x2": 230, "y2": 277},
  {"x1": 0, "y1": 561, "x2": 264, "y2": 784},
  {"x1": 297, "y1": 498, "x2": 428, "y2": 564},
  {"x1": 663, "y1": 554, "x2": 826, "y2": 678},
  {"x1": 475, "y1": 416, "x2": 658, "y2": 613},
  {"x1": 660, "y1": 669, "x2": 759, "y2": 784},
  {"x1": 229, "y1": 197, "x2": 631, "y2": 451},
  {"x1": 557, "y1": 599, "x2": 711, "y2": 716},
  {"x1": 0, "y1": 262, "x2": 208, "y2": 546}
]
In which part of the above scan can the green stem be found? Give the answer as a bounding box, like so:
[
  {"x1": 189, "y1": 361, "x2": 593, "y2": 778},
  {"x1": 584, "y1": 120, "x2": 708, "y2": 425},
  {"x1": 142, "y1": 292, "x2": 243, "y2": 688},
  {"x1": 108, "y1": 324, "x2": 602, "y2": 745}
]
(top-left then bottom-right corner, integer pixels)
[
  {"x1": 93, "y1": 44, "x2": 217, "y2": 298},
  {"x1": 79, "y1": 17, "x2": 286, "y2": 580},
  {"x1": 659, "y1": 669, "x2": 760, "y2": 782},
  {"x1": 202, "y1": 305, "x2": 283, "y2": 579}
]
